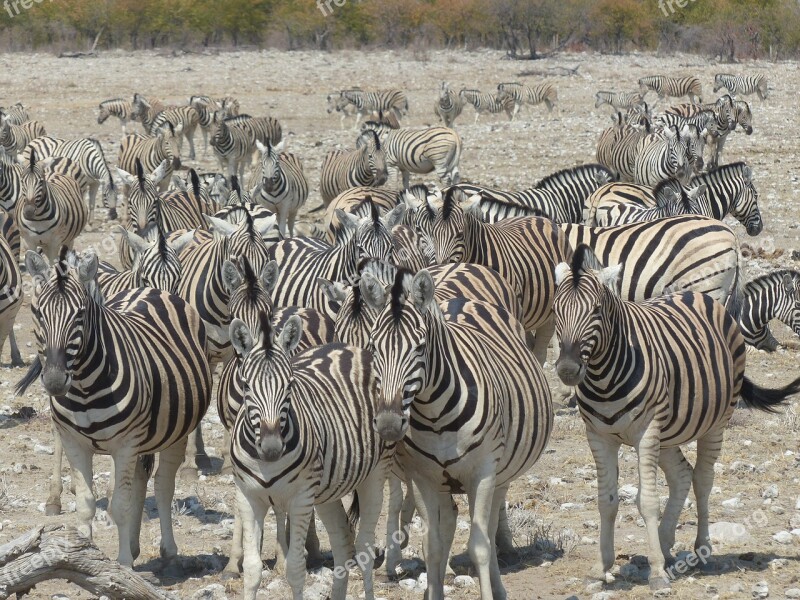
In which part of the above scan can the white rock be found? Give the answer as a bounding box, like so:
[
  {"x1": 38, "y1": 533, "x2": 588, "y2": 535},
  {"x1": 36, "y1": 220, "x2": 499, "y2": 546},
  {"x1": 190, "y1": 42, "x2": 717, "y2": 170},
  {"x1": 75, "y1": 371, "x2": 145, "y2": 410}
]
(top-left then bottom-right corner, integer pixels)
[
  {"x1": 33, "y1": 444, "x2": 54, "y2": 455},
  {"x1": 752, "y1": 580, "x2": 769, "y2": 598},
  {"x1": 618, "y1": 483, "x2": 638, "y2": 504},
  {"x1": 560, "y1": 502, "x2": 584, "y2": 511},
  {"x1": 708, "y1": 522, "x2": 752, "y2": 544},
  {"x1": 729, "y1": 582, "x2": 745, "y2": 593},
  {"x1": 773, "y1": 530, "x2": 793, "y2": 544},
  {"x1": 762, "y1": 484, "x2": 779, "y2": 499},
  {"x1": 784, "y1": 589, "x2": 800, "y2": 598},
  {"x1": 191, "y1": 584, "x2": 227, "y2": 600},
  {"x1": 417, "y1": 573, "x2": 427, "y2": 587},
  {"x1": 591, "y1": 593, "x2": 615, "y2": 600},
  {"x1": 721, "y1": 496, "x2": 741, "y2": 509},
  {"x1": 265, "y1": 580, "x2": 284, "y2": 592},
  {"x1": 585, "y1": 581, "x2": 604, "y2": 592},
  {"x1": 453, "y1": 575, "x2": 475, "y2": 588},
  {"x1": 399, "y1": 579, "x2": 417, "y2": 590}
]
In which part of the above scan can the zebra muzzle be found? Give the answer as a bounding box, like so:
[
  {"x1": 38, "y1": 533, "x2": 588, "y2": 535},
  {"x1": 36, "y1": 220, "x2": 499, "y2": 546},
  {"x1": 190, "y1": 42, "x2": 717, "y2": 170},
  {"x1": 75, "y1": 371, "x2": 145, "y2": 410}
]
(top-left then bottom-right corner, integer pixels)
[
  {"x1": 555, "y1": 352, "x2": 586, "y2": 387},
  {"x1": 373, "y1": 411, "x2": 407, "y2": 443},
  {"x1": 41, "y1": 361, "x2": 71, "y2": 396},
  {"x1": 257, "y1": 422, "x2": 284, "y2": 462}
]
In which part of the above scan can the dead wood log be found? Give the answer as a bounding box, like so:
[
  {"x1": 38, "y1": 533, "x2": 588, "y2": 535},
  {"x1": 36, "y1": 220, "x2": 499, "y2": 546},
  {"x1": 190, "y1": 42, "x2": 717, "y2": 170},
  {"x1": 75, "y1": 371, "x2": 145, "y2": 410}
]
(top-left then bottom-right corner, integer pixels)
[{"x1": 0, "y1": 525, "x2": 173, "y2": 600}]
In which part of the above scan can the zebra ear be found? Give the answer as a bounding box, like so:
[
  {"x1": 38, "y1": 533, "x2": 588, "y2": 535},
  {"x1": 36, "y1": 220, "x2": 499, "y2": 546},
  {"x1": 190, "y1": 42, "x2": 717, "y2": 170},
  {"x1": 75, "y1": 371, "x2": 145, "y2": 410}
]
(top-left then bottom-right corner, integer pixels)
[
  {"x1": 229, "y1": 318, "x2": 254, "y2": 359},
  {"x1": 255, "y1": 140, "x2": 268, "y2": 154},
  {"x1": 318, "y1": 278, "x2": 348, "y2": 304},
  {"x1": 461, "y1": 194, "x2": 482, "y2": 217},
  {"x1": 336, "y1": 209, "x2": 360, "y2": 231},
  {"x1": 273, "y1": 139, "x2": 285, "y2": 154},
  {"x1": 171, "y1": 174, "x2": 187, "y2": 192},
  {"x1": 260, "y1": 260, "x2": 279, "y2": 293},
  {"x1": 687, "y1": 184, "x2": 706, "y2": 201},
  {"x1": 151, "y1": 160, "x2": 170, "y2": 186},
  {"x1": 278, "y1": 315, "x2": 303, "y2": 355},
  {"x1": 204, "y1": 214, "x2": 237, "y2": 236},
  {"x1": 221, "y1": 259, "x2": 243, "y2": 293},
  {"x1": 360, "y1": 272, "x2": 387, "y2": 311},
  {"x1": 742, "y1": 165, "x2": 752, "y2": 183},
  {"x1": 169, "y1": 230, "x2": 196, "y2": 255},
  {"x1": 115, "y1": 225, "x2": 150, "y2": 256},
  {"x1": 782, "y1": 273, "x2": 795, "y2": 295},
  {"x1": 554, "y1": 262, "x2": 571, "y2": 286},
  {"x1": 76, "y1": 251, "x2": 99, "y2": 286},
  {"x1": 411, "y1": 270, "x2": 435, "y2": 313},
  {"x1": 384, "y1": 204, "x2": 406, "y2": 230},
  {"x1": 116, "y1": 168, "x2": 136, "y2": 188},
  {"x1": 598, "y1": 264, "x2": 622, "y2": 293},
  {"x1": 25, "y1": 250, "x2": 50, "y2": 286}
]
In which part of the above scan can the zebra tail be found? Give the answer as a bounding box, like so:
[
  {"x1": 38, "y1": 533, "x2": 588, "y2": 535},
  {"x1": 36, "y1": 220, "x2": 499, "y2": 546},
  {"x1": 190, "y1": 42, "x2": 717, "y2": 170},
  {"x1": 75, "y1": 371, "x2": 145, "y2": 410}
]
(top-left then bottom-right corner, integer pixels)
[
  {"x1": 725, "y1": 256, "x2": 744, "y2": 321},
  {"x1": 740, "y1": 375, "x2": 800, "y2": 413},
  {"x1": 15, "y1": 355, "x2": 42, "y2": 397},
  {"x1": 347, "y1": 490, "x2": 360, "y2": 531},
  {"x1": 140, "y1": 454, "x2": 155, "y2": 478}
]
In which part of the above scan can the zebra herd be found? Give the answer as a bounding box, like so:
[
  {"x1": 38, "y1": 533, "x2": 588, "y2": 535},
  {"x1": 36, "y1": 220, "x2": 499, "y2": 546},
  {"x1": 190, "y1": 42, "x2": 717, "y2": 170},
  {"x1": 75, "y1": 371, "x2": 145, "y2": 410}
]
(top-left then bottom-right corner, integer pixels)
[{"x1": 2, "y1": 67, "x2": 800, "y2": 599}]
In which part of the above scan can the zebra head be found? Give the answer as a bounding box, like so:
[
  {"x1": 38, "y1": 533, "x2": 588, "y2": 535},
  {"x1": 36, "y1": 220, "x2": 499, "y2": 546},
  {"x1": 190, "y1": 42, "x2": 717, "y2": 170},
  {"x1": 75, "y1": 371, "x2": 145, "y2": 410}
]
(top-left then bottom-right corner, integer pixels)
[
  {"x1": 19, "y1": 149, "x2": 48, "y2": 220},
  {"x1": 336, "y1": 197, "x2": 404, "y2": 262},
  {"x1": 223, "y1": 256, "x2": 278, "y2": 333},
  {"x1": 553, "y1": 245, "x2": 622, "y2": 387},
  {"x1": 428, "y1": 187, "x2": 476, "y2": 263},
  {"x1": 116, "y1": 224, "x2": 183, "y2": 293},
  {"x1": 156, "y1": 123, "x2": 181, "y2": 170},
  {"x1": 205, "y1": 212, "x2": 276, "y2": 273},
  {"x1": 117, "y1": 158, "x2": 169, "y2": 235},
  {"x1": 712, "y1": 74, "x2": 727, "y2": 94},
  {"x1": 26, "y1": 248, "x2": 100, "y2": 397},
  {"x1": 680, "y1": 124, "x2": 705, "y2": 173},
  {"x1": 255, "y1": 140, "x2": 284, "y2": 195},
  {"x1": 714, "y1": 95, "x2": 736, "y2": 132},
  {"x1": 734, "y1": 100, "x2": 753, "y2": 135},
  {"x1": 97, "y1": 102, "x2": 111, "y2": 125},
  {"x1": 355, "y1": 129, "x2": 388, "y2": 188},
  {"x1": 362, "y1": 268, "x2": 431, "y2": 443},
  {"x1": 728, "y1": 164, "x2": 762, "y2": 236},
  {"x1": 776, "y1": 272, "x2": 800, "y2": 338},
  {"x1": 230, "y1": 312, "x2": 301, "y2": 463}
]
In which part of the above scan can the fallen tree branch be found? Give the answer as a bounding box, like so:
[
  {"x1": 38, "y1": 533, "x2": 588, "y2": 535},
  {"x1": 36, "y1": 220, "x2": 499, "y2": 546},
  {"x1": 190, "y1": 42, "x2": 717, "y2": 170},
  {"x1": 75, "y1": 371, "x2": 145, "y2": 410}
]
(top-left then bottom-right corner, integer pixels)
[
  {"x1": 57, "y1": 51, "x2": 97, "y2": 58},
  {"x1": 0, "y1": 525, "x2": 172, "y2": 600}
]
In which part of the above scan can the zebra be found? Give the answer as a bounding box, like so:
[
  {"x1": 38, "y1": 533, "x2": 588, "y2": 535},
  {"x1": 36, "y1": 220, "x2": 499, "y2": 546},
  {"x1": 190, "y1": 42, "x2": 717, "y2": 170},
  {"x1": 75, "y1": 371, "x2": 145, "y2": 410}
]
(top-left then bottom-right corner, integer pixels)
[
  {"x1": 588, "y1": 179, "x2": 706, "y2": 226},
  {"x1": 497, "y1": 81, "x2": 558, "y2": 117},
  {"x1": 0, "y1": 119, "x2": 46, "y2": 155},
  {"x1": 596, "y1": 112, "x2": 651, "y2": 181},
  {"x1": 714, "y1": 73, "x2": 768, "y2": 100},
  {"x1": 594, "y1": 91, "x2": 645, "y2": 110},
  {"x1": 433, "y1": 82, "x2": 463, "y2": 129},
  {"x1": 118, "y1": 125, "x2": 182, "y2": 193},
  {"x1": 170, "y1": 168, "x2": 220, "y2": 215},
  {"x1": 253, "y1": 140, "x2": 308, "y2": 238},
  {"x1": 209, "y1": 113, "x2": 256, "y2": 183},
  {"x1": 453, "y1": 164, "x2": 614, "y2": 224},
  {"x1": 552, "y1": 244, "x2": 798, "y2": 590},
  {"x1": 707, "y1": 99, "x2": 753, "y2": 169},
  {"x1": 664, "y1": 94, "x2": 736, "y2": 136},
  {"x1": 230, "y1": 311, "x2": 392, "y2": 600},
  {"x1": 0, "y1": 102, "x2": 29, "y2": 125},
  {"x1": 324, "y1": 186, "x2": 404, "y2": 242},
  {"x1": 423, "y1": 189, "x2": 572, "y2": 363},
  {"x1": 326, "y1": 89, "x2": 364, "y2": 130},
  {"x1": 633, "y1": 124, "x2": 688, "y2": 186},
  {"x1": 559, "y1": 215, "x2": 742, "y2": 316},
  {"x1": 361, "y1": 121, "x2": 462, "y2": 188},
  {"x1": 0, "y1": 158, "x2": 22, "y2": 258},
  {"x1": 361, "y1": 266, "x2": 552, "y2": 599},
  {"x1": 340, "y1": 88, "x2": 409, "y2": 123},
  {"x1": 268, "y1": 201, "x2": 405, "y2": 317},
  {"x1": 0, "y1": 220, "x2": 22, "y2": 366},
  {"x1": 639, "y1": 75, "x2": 703, "y2": 103},
  {"x1": 23, "y1": 136, "x2": 117, "y2": 222},
  {"x1": 19, "y1": 248, "x2": 212, "y2": 569},
  {"x1": 188, "y1": 95, "x2": 236, "y2": 155},
  {"x1": 149, "y1": 106, "x2": 201, "y2": 160},
  {"x1": 319, "y1": 129, "x2": 389, "y2": 208},
  {"x1": 225, "y1": 114, "x2": 282, "y2": 148},
  {"x1": 738, "y1": 270, "x2": 800, "y2": 351},
  {"x1": 97, "y1": 98, "x2": 134, "y2": 134},
  {"x1": 130, "y1": 93, "x2": 169, "y2": 134},
  {"x1": 458, "y1": 89, "x2": 514, "y2": 123},
  {"x1": 17, "y1": 151, "x2": 86, "y2": 260}
]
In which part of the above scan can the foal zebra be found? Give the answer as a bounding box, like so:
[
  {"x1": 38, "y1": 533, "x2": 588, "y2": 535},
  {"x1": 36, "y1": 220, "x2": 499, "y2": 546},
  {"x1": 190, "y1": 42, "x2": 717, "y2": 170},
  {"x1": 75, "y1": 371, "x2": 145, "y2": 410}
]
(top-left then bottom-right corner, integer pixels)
[
  {"x1": 97, "y1": 98, "x2": 134, "y2": 134},
  {"x1": 458, "y1": 89, "x2": 514, "y2": 123},
  {"x1": 714, "y1": 73, "x2": 768, "y2": 100},
  {"x1": 739, "y1": 270, "x2": 800, "y2": 351},
  {"x1": 639, "y1": 75, "x2": 703, "y2": 103},
  {"x1": 253, "y1": 140, "x2": 308, "y2": 238},
  {"x1": 230, "y1": 312, "x2": 392, "y2": 600},
  {"x1": 552, "y1": 245, "x2": 798, "y2": 590},
  {"x1": 20, "y1": 248, "x2": 212, "y2": 569},
  {"x1": 433, "y1": 82, "x2": 463, "y2": 129},
  {"x1": 363, "y1": 267, "x2": 552, "y2": 599},
  {"x1": 319, "y1": 130, "x2": 389, "y2": 208}
]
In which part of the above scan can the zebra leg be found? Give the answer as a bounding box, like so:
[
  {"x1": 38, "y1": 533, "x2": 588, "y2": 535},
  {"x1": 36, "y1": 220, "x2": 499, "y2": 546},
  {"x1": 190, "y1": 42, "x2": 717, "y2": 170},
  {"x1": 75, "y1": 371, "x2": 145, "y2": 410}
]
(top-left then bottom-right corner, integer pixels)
[
  {"x1": 222, "y1": 498, "x2": 243, "y2": 579},
  {"x1": 530, "y1": 318, "x2": 555, "y2": 365},
  {"x1": 466, "y1": 468, "x2": 504, "y2": 600},
  {"x1": 273, "y1": 506, "x2": 289, "y2": 575},
  {"x1": 401, "y1": 170, "x2": 411, "y2": 190},
  {"x1": 400, "y1": 480, "x2": 416, "y2": 548},
  {"x1": 657, "y1": 446, "x2": 693, "y2": 563},
  {"x1": 353, "y1": 473, "x2": 385, "y2": 600},
  {"x1": 8, "y1": 328, "x2": 24, "y2": 367},
  {"x1": 60, "y1": 434, "x2": 96, "y2": 543},
  {"x1": 305, "y1": 509, "x2": 324, "y2": 566},
  {"x1": 154, "y1": 438, "x2": 188, "y2": 571},
  {"x1": 129, "y1": 455, "x2": 150, "y2": 562},
  {"x1": 87, "y1": 181, "x2": 99, "y2": 223},
  {"x1": 220, "y1": 429, "x2": 233, "y2": 475},
  {"x1": 693, "y1": 429, "x2": 724, "y2": 564},
  {"x1": 488, "y1": 486, "x2": 508, "y2": 597},
  {"x1": 238, "y1": 487, "x2": 268, "y2": 600},
  {"x1": 415, "y1": 483, "x2": 447, "y2": 600},
  {"x1": 285, "y1": 496, "x2": 315, "y2": 600},
  {"x1": 586, "y1": 427, "x2": 621, "y2": 581},
  {"x1": 180, "y1": 424, "x2": 211, "y2": 480},
  {"x1": 634, "y1": 419, "x2": 670, "y2": 590},
  {"x1": 439, "y1": 492, "x2": 457, "y2": 583},
  {"x1": 109, "y1": 449, "x2": 139, "y2": 567},
  {"x1": 495, "y1": 493, "x2": 517, "y2": 563},
  {"x1": 317, "y1": 500, "x2": 353, "y2": 600},
  {"x1": 385, "y1": 475, "x2": 404, "y2": 578},
  {"x1": 186, "y1": 131, "x2": 196, "y2": 161},
  {"x1": 46, "y1": 424, "x2": 64, "y2": 515}
]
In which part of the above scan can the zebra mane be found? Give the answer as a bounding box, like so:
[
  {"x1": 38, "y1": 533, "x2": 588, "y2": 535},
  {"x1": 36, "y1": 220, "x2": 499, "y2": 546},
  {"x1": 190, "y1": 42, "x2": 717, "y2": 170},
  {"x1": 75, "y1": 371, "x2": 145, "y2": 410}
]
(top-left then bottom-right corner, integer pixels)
[
  {"x1": 569, "y1": 244, "x2": 604, "y2": 288},
  {"x1": 135, "y1": 158, "x2": 146, "y2": 192},
  {"x1": 189, "y1": 169, "x2": 201, "y2": 199},
  {"x1": 441, "y1": 187, "x2": 458, "y2": 220},
  {"x1": 238, "y1": 255, "x2": 262, "y2": 303},
  {"x1": 257, "y1": 310, "x2": 274, "y2": 351},
  {"x1": 705, "y1": 161, "x2": 746, "y2": 177},
  {"x1": 55, "y1": 245, "x2": 70, "y2": 292},
  {"x1": 366, "y1": 195, "x2": 380, "y2": 227},
  {"x1": 360, "y1": 129, "x2": 381, "y2": 150},
  {"x1": 389, "y1": 266, "x2": 415, "y2": 323},
  {"x1": 535, "y1": 164, "x2": 609, "y2": 190},
  {"x1": 100, "y1": 98, "x2": 125, "y2": 106}
]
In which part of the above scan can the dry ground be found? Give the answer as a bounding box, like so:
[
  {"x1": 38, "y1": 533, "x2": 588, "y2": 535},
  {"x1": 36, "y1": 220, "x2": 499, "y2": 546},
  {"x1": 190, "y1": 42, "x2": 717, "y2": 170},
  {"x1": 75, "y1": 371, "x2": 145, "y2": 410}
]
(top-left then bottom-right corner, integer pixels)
[{"x1": 1, "y1": 48, "x2": 799, "y2": 600}]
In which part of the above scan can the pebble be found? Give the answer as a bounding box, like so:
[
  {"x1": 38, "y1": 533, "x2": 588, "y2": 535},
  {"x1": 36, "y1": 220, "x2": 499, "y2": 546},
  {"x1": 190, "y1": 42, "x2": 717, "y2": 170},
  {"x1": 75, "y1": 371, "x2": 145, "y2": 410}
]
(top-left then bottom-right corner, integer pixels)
[
  {"x1": 398, "y1": 579, "x2": 417, "y2": 590},
  {"x1": 591, "y1": 593, "x2": 615, "y2": 600},
  {"x1": 265, "y1": 580, "x2": 284, "y2": 592},
  {"x1": 453, "y1": 575, "x2": 475, "y2": 588},
  {"x1": 708, "y1": 521, "x2": 752, "y2": 544},
  {"x1": 752, "y1": 580, "x2": 769, "y2": 598},
  {"x1": 618, "y1": 483, "x2": 638, "y2": 504},
  {"x1": 417, "y1": 573, "x2": 427, "y2": 587},
  {"x1": 721, "y1": 496, "x2": 741, "y2": 509},
  {"x1": 586, "y1": 581, "x2": 604, "y2": 593},
  {"x1": 772, "y1": 530, "x2": 793, "y2": 544},
  {"x1": 790, "y1": 514, "x2": 800, "y2": 529},
  {"x1": 190, "y1": 584, "x2": 227, "y2": 600},
  {"x1": 729, "y1": 582, "x2": 745, "y2": 593},
  {"x1": 762, "y1": 484, "x2": 779, "y2": 499},
  {"x1": 560, "y1": 502, "x2": 584, "y2": 511},
  {"x1": 784, "y1": 589, "x2": 800, "y2": 598}
]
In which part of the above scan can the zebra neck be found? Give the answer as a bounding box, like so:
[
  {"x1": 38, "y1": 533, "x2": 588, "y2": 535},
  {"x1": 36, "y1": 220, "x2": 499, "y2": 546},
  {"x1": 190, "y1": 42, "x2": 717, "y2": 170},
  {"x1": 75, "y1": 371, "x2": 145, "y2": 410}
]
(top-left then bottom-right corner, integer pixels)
[
  {"x1": 338, "y1": 234, "x2": 362, "y2": 282},
  {"x1": 692, "y1": 171, "x2": 730, "y2": 219},
  {"x1": 420, "y1": 302, "x2": 451, "y2": 387},
  {"x1": 69, "y1": 297, "x2": 111, "y2": 384}
]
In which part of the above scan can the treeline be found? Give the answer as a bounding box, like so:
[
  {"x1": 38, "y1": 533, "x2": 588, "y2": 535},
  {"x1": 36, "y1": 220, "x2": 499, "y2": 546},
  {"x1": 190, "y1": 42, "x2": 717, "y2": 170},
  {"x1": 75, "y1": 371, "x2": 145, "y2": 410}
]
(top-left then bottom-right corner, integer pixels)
[{"x1": 1, "y1": 0, "x2": 799, "y2": 60}]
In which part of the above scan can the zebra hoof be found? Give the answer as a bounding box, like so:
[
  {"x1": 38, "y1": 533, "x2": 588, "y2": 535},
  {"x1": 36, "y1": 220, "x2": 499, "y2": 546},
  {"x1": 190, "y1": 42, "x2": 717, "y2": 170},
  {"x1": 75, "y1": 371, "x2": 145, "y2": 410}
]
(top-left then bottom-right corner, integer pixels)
[
  {"x1": 220, "y1": 567, "x2": 241, "y2": 580},
  {"x1": 45, "y1": 502, "x2": 61, "y2": 516}
]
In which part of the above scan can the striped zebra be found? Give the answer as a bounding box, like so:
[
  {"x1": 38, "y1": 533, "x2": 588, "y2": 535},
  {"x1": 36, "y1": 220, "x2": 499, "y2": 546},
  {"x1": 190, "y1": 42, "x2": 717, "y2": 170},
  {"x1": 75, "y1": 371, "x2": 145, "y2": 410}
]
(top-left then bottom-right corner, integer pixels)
[
  {"x1": 189, "y1": 95, "x2": 240, "y2": 155},
  {"x1": 340, "y1": 88, "x2": 409, "y2": 123},
  {"x1": 739, "y1": 270, "x2": 800, "y2": 351},
  {"x1": 130, "y1": 93, "x2": 169, "y2": 134},
  {"x1": 24, "y1": 136, "x2": 117, "y2": 221},
  {"x1": 0, "y1": 159, "x2": 22, "y2": 258},
  {"x1": 0, "y1": 220, "x2": 22, "y2": 366},
  {"x1": 225, "y1": 114, "x2": 282, "y2": 148},
  {"x1": 596, "y1": 112, "x2": 651, "y2": 181},
  {"x1": 664, "y1": 94, "x2": 736, "y2": 137},
  {"x1": 633, "y1": 125, "x2": 688, "y2": 186},
  {"x1": 324, "y1": 186, "x2": 403, "y2": 242},
  {"x1": 705, "y1": 99, "x2": 753, "y2": 169},
  {"x1": 424, "y1": 189, "x2": 572, "y2": 363},
  {"x1": 639, "y1": 75, "x2": 703, "y2": 103},
  {"x1": 0, "y1": 102, "x2": 29, "y2": 125},
  {"x1": 253, "y1": 140, "x2": 308, "y2": 238},
  {"x1": 268, "y1": 202, "x2": 405, "y2": 317},
  {"x1": 327, "y1": 89, "x2": 364, "y2": 130},
  {"x1": 362, "y1": 121, "x2": 462, "y2": 188},
  {"x1": 588, "y1": 179, "x2": 706, "y2": 226},
  {"x1": 559, "y1": 215, "x2": 742, "y2": 316},
  {"x1": 458, "y1": 89, "x2": 514, "y2": 123},
  {"x1": 170, "y1": 168, "x2": 220, "y2": 215},
  {"x1": 361, "y1": 266, "x2": 552, "y2": 599},
  {"x1": 150, "y1": 105, "x2": 201, "y2": 160},
  {"x1": 0, "y1": 119, "x2": 46, "y2": 155},
  {"x1": 97, "y1": 98, "x2": 134, "y2": 134},
  {"x1": 594, "y1": 91, "x2": 645, "y2": 110},
  {"x1": 714, "y1": 73, "x2": 768, "y2": 100},
  {"x1": 552, "y1": 244, "x2": 798, "y2": 590},
  {"x1": 433, "y1": 82, "x2": 463, "y2": 129},
  {"x1": 19, "y1": 248, "x2": 212, "y2": 568},
  {"x1": 230, "y1": 311, "x2": 392, "y2": 600},
  {"x1": 209, "y1": 113, "x2": 256, "y2": 183},
  {"x1": 18, "y1": 151, "x2": 86, "y2": 260},
  {"x1": 497, "y1": 81, "x2": 558, "y2": 117},
  {"x1": 118, "y1": 126, "x2": 182, "y2": 193},
  {"x1": 319, "y1": 129, "x2": 389, "y2": 208}
]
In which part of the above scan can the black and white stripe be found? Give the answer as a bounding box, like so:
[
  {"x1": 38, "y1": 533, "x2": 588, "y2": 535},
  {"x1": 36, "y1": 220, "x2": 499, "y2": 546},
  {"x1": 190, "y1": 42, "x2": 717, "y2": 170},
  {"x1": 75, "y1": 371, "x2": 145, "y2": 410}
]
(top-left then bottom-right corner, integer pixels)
[
  {"x1": 0, "y1": 102, "x2": 29, "y2": 125},
  {"x1": 253, "y1": 140, "x2": 308, "y2": 237},
  {"x1": 639, "y1": 75, "x2": 703, "y2": 103},
  {"x1": 594, "y1": 91, "x2": 645, "y2": 110},
  {"x1": 633, "y1": 125, "x2": 688, "y2": 186},
  {"x1": 0, "y1": 221, "x2": 22, "y2": 366},
  {"x1": 118, "y1": 127, "x2": 181, "y2": 193},
  {"x1": 319, "y1": 130, "x2": 389, "y2": 208},
  {"x1": 97, "y1": 98, "x2": 134, "y2": 134},
  {"x1": 0, "y1": 119, "x2": 46, "y2": 155},
  {"x1": 739, "y1": 270, "x2": 800, "y2": 351},
  {"x1": 209, "y1": 113, "x2": 256, "y2": 183},
  {"x1": 150, "y1": 106, "x2": 200, "y2": 160},
  {"x1": 497, "y1": 81, "x2": 558, "y2": 117},
  {"x1": 433, "y1": 82, "x2": 463, "y2": 129},
  {"x1": 458, "y1": 88, "x2": 514, "y2": 123},
  {"x1": 714, "y1": 73, "x2": 768, "y2": 100}
]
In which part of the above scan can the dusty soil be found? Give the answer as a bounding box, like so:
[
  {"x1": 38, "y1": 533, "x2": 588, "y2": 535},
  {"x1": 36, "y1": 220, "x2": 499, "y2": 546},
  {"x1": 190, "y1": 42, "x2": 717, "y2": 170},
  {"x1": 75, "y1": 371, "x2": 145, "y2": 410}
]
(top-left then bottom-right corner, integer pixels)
[{"x1": 1, "y1": 48, "x2": 799, "y2": 600}]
